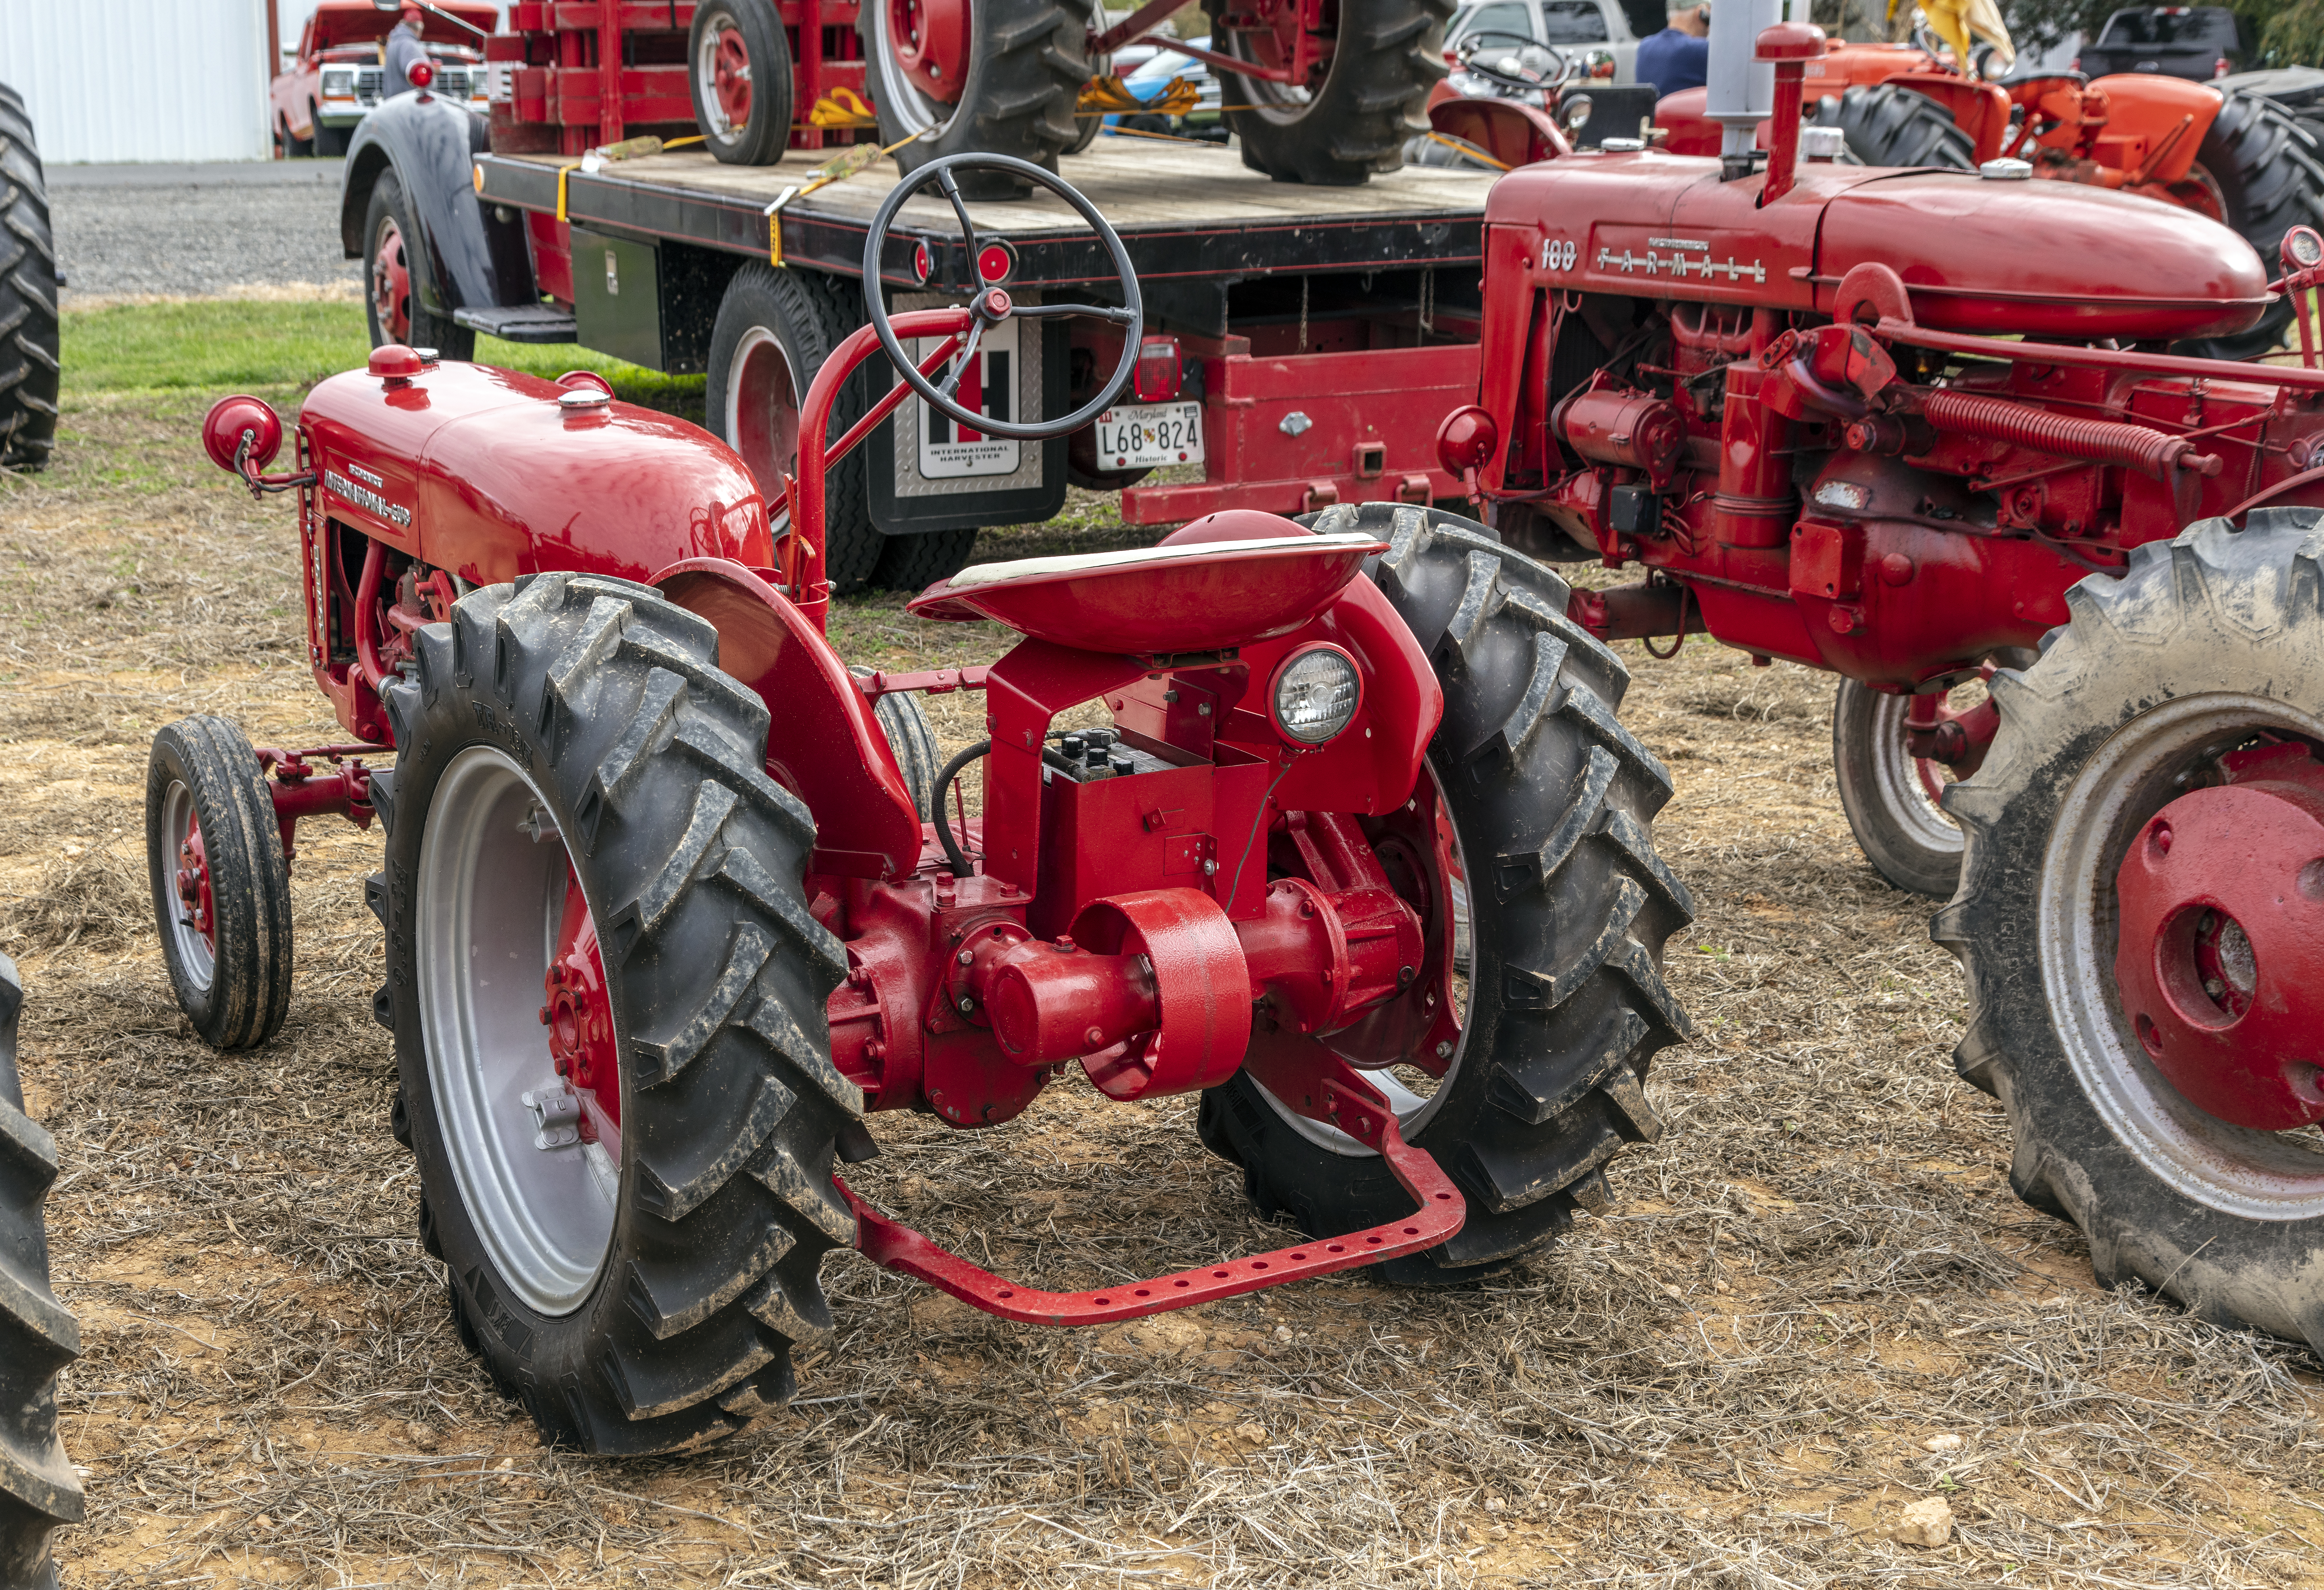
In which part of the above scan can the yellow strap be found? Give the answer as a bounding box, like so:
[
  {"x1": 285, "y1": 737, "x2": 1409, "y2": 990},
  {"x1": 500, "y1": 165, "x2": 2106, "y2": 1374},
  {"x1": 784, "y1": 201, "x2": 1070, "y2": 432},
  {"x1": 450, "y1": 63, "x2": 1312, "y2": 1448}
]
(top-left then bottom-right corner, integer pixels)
[
  {"x1": 806, "y1": 87, "x2": 880, "y2": 129},
  {"x1": 1075, "y1": 73, "x2": 1198, "y2": 116},
  {"x1": 1426, "y1": 130, "x2": 1510, "y2": 170},
  {"x1": 1100, "y1": 121, "x2": 1215, "y2": 146},
  {"x1": 766, "y1": 132, "x2": 926, "y2": 267},
  {"x1": 555, "y1": 133, "x2": 708, "y2": 221}
]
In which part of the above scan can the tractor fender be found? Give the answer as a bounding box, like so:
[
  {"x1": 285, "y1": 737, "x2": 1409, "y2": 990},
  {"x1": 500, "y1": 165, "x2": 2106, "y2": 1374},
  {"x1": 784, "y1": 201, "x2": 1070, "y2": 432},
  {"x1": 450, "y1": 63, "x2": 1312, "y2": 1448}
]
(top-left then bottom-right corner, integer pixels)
[
  {"x1": 2085, "y1": 73, "x2": 2227, "y2": 188},
  {"x1": 339, "y1": 92, "x2": 534, "y2": 322},
  {"x1": 651, "y1": 559, "x2": 925, "y2": 881}
]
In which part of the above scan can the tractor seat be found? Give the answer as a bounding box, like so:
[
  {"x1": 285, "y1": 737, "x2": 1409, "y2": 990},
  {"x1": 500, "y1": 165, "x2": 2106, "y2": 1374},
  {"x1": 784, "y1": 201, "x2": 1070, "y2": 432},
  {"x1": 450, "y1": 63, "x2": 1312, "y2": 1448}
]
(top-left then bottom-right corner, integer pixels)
[{"x1": 906, "y1": 530, "x2": 1386, "y2": 656}]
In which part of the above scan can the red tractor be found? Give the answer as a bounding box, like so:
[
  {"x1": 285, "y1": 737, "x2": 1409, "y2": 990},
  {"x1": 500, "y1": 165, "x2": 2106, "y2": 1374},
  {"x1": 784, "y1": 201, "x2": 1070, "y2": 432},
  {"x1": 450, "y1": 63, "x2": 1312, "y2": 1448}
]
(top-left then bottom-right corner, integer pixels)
[
  {"x1": 156, "y1": 154, "x2": 1686, "y2": 1452},
  {"x1": 1439, "y1": 17, "x2": 2324, "y2": 1355},
  {"x1": 482, "y1": 0, "x2": 1451, "y2": 188}
]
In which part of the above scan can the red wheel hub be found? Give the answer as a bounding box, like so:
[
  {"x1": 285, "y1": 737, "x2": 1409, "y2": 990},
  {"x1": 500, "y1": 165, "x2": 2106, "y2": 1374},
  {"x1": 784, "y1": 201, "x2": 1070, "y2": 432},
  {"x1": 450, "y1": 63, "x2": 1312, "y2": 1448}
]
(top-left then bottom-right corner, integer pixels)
[
  {"x1": 2113, "y1": 744, "x2": 2324, "y2": 1131},
  {"x1": 708, "y1": 24, "x2": 753, "y2": 126},
  {"x1": 372, "y1": 216, "x2": 412, "y2": 346},
  {"x1": 542, "y1": 868, "x2": 621, "y2": 1144},
  {"x1": 175, "y1": 820, "x2": 216, "y2": 952},
  {"x1": 890, "y1": 0, "x2": 969, "y2": 104}
]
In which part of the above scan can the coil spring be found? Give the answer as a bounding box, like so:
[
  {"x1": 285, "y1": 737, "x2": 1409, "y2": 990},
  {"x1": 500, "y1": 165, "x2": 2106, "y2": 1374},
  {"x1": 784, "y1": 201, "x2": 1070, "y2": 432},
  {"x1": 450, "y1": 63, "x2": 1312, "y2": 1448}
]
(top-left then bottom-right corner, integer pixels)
[{"x1": 1919, "y1": 390, "x2": 2219, "y2": 479}]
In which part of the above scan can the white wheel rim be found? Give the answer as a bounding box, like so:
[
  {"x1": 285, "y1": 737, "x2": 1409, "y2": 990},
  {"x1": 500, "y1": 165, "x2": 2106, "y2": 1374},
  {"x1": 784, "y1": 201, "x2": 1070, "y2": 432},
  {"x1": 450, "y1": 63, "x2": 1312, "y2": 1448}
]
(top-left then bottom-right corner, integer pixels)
[
  {"x1": 868, "y1": 0, "x2": 961, "y2": 138},
  {"x1": 1219, "y1": 30, "x2": 1318, "y2": 121},
  {"x1": 161, "y1": 780, "x2": 216, "y2": 994},
  {"x1": 1255, "y1": 753, "x2": 1471, "y2": 1158},
  {"x1": 417, "y1": 747, "x2": 620, "y2": 1315},
  {"x1": 1865, "y1": 689, "x2": 1964, "y2": 862},
  {"x1": 2038, "y1": 693, "x2": 2324, "y2": 1219},
  {"x1": 696, "y1": 22, "x2": 744, "y2": 140}
]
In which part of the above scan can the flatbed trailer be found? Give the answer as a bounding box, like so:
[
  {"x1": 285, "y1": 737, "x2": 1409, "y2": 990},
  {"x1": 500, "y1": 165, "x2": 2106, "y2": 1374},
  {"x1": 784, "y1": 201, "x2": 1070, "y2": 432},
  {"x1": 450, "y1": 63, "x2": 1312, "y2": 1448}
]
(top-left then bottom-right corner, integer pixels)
[{"x1": 411, "y1": 134, "x2": 1494, "y2": 582}]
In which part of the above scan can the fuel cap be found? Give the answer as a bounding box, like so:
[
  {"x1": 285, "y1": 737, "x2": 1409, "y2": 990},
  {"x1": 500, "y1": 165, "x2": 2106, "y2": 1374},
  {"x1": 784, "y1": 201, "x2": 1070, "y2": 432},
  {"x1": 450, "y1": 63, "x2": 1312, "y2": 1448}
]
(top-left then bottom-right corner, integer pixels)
[{"x1": 1978, "y1": 157, "x2": 2033, "y2": 181}]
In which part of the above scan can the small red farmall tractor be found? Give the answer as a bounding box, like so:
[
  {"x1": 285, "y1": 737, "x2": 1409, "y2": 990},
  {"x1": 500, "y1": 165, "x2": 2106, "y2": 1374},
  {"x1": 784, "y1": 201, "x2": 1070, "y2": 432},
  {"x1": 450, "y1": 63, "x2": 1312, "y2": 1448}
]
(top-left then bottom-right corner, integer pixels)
[
  {"x1": 152, "y1": 154, "x2": 1688, "y2": 1452},
  {"x1": 1439, "y1": 16, "x2": 2324, "y2": 1352}
]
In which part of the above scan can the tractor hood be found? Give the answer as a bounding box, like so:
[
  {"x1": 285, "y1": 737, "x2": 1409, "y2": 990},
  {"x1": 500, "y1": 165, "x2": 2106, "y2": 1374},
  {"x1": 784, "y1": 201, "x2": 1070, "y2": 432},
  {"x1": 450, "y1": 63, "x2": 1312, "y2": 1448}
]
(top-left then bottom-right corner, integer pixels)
[
  {"x1": 299, "y1": 361, "x2": 774, "y2": 588},
  {"x1": 1483, "y1": 151, "x2": 2269, "y2": 341}
]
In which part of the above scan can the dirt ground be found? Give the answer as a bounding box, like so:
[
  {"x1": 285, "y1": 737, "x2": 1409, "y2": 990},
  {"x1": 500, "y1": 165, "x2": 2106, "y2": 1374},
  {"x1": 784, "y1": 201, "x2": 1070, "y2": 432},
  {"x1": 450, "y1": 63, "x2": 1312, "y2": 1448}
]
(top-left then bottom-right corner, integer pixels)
[{"x1": 4, "y1": 389, "x2": 2322, "y2": 1589}]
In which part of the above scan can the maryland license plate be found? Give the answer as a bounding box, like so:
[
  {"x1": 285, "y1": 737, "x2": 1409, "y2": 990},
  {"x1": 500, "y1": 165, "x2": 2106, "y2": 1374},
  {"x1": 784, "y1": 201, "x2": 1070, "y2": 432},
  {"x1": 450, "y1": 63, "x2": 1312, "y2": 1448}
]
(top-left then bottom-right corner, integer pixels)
[{"x1": 1094, "y1": 401, "x2": 1205, "y2": 469}]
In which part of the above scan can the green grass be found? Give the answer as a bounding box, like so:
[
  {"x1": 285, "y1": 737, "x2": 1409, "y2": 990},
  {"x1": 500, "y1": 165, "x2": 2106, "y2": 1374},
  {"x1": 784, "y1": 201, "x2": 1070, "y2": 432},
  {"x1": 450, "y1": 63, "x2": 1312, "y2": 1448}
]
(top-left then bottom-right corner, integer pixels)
[{"x1": 61, "y1": 298, "x2": 705, "y2": 418}]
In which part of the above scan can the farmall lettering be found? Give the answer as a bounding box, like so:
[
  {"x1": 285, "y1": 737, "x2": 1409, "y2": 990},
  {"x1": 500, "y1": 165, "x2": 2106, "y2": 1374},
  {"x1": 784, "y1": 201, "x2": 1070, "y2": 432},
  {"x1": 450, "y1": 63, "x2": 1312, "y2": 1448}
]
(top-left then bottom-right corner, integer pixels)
[{"x1": 1591, "y1": 228, "x2": 1768, "y2": 285}]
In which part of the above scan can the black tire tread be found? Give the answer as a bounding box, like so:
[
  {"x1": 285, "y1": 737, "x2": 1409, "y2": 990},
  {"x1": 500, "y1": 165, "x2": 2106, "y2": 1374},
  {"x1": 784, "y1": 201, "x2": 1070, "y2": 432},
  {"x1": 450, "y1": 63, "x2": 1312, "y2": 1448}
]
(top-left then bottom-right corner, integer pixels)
[
  {"x1": 689, "y1": 0, "x2": 795, "y2": 166},
  {"x1": 1827, "y1": 82, "x2": 1976, "y2": 170},
  {"x1": 362, "y1": 169, "x2": 476, "y2": 361},
  {"x1": 867, "y1": 0, "x2": 1088, "y2": 192},
  {"x1": 1936, "y1": 511, "x2": 2324, "y2": 1356},
  {"x1": 872, "y1": 528, "x2": 978, "y2": 592},
  {"x1": 1199, "y1": 502, "x2": 1693, "y2": 1282},
  {"x1": 378, "y1": 572, "x2": 858, "y2": 1454},
  {"x1": 1831, "y1": 677, "x2": 1962, "y2": 899},
  {"x1": 0, "y1": 82, "x2": 59, "y2": 471},
  {"x1": 2174, "y1": 91, "x2": 2324, "y2": 360},
  {"x1": 0, "y1": 956, "x2": 82, "y2": 1590},
  {"x1": 1207, "y1": 0, "x2": 1452, "y2": 185},
  {"x1": 853, "y1": 671, "x2": 941, "y2": 821}
]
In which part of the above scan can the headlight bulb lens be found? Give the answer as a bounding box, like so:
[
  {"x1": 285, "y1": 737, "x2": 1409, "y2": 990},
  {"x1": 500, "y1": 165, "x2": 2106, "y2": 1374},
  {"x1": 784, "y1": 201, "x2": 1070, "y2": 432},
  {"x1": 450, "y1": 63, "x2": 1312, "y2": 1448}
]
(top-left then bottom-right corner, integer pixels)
[{"x1": 1270, "y1": 645, "x2": 1362, "y2": 746}]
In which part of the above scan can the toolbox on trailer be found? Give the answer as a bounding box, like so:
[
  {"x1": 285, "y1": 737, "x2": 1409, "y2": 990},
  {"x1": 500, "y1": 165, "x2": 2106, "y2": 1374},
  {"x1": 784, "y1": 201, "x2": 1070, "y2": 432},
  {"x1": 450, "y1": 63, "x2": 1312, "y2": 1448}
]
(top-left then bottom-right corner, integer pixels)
[{"x1": 447, "y1": 137, "x2": 1492, "y2": 563}]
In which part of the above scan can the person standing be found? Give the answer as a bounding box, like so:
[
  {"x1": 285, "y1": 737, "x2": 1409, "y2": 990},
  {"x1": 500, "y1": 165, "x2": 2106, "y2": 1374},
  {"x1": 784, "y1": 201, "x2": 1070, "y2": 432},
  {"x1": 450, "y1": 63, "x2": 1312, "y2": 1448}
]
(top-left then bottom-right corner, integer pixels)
[
  {"x1": 384, "y1": 3, "x2": 432, "y2": 96},
  {"x1": 1636, "y1": 0, "x2": 1712, "y2": 98}
]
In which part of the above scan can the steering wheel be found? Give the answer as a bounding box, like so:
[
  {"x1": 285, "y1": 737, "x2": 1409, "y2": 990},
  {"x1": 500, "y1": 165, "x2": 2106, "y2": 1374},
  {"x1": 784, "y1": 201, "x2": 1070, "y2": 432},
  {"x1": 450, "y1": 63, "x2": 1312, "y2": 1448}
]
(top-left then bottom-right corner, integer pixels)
[
  {"x1": 1455, "y1": 30, "x2": 1566, "y2": 93},
  {"x1": 860, "y1": 153, "x2": 1144, "y2": 442}
]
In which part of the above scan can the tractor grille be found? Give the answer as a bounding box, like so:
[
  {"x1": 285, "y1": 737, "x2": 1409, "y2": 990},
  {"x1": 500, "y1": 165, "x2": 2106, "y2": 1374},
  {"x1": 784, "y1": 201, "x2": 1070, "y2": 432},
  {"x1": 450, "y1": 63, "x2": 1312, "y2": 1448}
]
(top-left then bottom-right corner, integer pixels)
[{"x1": 354, "y1": 65, "x2": 473, "y2": 105}]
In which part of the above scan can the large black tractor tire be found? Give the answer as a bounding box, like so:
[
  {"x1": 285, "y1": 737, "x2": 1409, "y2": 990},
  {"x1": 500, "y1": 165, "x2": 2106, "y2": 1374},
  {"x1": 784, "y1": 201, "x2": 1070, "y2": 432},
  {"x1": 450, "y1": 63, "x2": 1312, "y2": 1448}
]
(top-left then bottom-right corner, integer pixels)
[
  {"x1": 1197, "y1": 503, "x2": 1694, "y2": 1282},
  {"x1": 2172, "y1": 91, "x2": 2324, "y2": 362},
  {"x1": 0, "y1": 83, "x2": 60, "y2": 472},
  {"x1": 862, "y1": 0, "x2": 1088, "y2": 198},
  {"x1": 1206, "y1": 0, "x2": 1453, "y2": 185},
  {"x1": 145, "y1": 717, "x2": 297, "y2": 1051},
  {"x1": 689, "y1": 0, "x2": 795, "y2": 166},
  {"x1": 1936, "y1": 513, "x2": 2324, "y2": 1355},
  {"x1": 362, "y1": 170, "x2": 475, "y2": 361},
  {"x1": 1819, "y1": 82, "x2": 1976, "y2": 170},
  {"x1": 372, "y1": 572, "x2": 859, "y2": 1454},
  {"x1": 0, "y1": 954, "x2": 82, "y2": 1590},
  {"x1": 706, "y1": 263, "x2": 889, "y2": 594}
]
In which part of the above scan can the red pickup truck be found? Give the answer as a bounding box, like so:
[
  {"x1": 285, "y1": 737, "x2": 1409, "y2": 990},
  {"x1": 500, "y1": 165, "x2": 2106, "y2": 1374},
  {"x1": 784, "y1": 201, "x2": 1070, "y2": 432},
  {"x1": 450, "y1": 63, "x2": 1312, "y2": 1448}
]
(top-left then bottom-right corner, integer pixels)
[{"x1": 272, "y1": 0, "x2": 498, "y2": 157}]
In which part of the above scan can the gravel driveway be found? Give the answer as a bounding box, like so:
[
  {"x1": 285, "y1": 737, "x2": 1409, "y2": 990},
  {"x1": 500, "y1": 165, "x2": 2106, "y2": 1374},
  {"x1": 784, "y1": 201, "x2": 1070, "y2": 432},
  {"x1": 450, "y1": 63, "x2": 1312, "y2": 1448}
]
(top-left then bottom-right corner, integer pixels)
[{"x1": 50, "y1": 159, "x2": 361, "y2": 303}]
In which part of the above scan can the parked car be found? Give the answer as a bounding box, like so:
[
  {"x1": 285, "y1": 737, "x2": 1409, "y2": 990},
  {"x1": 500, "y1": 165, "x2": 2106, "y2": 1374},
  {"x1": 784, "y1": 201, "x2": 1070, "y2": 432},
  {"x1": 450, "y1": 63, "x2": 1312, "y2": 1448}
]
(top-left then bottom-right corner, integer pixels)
[
  {"x1": 1445, "y1": 0, "x2": 1664, "y2": 84},
  {"x1": 1105, "y1": 37, "x2": 1227, "y2": 140},
  {"x1": 272, "y1": 0, "x2": 496, "y2": 157},
  {"x1": 2075, "y1": 5, "x2": 2251, "y2": 81}
]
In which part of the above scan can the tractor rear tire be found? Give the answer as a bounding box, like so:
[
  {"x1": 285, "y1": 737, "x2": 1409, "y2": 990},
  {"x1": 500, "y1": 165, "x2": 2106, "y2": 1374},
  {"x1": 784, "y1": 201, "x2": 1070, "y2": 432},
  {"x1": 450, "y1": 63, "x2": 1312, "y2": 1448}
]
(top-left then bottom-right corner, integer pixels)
[
  {"x1": 372, "y1": 572, "x2": 858, "y2": 1454},
  {"x1": 1821, "y1": 83, "x2": 1976, "y2": 170},
  {"x1": 1936, "y1": 513, "x2": 2324, "y2": 1356},
  {"x1": 690, "y1": 0, "x2": 794, "y2": 166},
  {"x1": 0, "y1": 954, "x2": 82, "y2": 1590},
  {"x1": 863, "y1": 0, "x2": 1089, "y2": 198},
  {"x1": 1206, "y1": 0, "x2": 1453, "y2": 185},
  {"x1": 145, "y1": 717, "x2": 297, "y2": 1051},
  {"x1": 706, "y1": 264, "x2": 888, "y2": 594},
  {"x1": 2171, "y1": 92, "x2": 2324, "y2": 362},
  {"x1": 1197, "y1": 503, "x2": 1694, "y2": 1282},
  {"x1": 0, "y1": 82, "x2": 60, "y2": 472},
  {"x1": 364, "y1": 170, "x2": 475, "y2": 361}
]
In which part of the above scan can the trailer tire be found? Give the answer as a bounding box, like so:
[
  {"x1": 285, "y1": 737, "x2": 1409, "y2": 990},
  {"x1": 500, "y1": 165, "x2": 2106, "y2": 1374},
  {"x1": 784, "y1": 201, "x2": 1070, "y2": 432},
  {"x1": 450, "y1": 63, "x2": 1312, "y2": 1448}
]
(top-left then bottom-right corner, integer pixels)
[
  {"x1": 146, "y1": 717, "x2": 297, "y2": 1052},
  {"x1": 364, "y1": 170, "x2": 474, "y2": 361},
  {"x1": 0, "y1": 82, "x2": 60, "y2": 472},
  {"x1": 1936, "y1": 512, "x2": 2324, "y2": 1356},
  {"x1": 864, "y1": 0, "x2": 1089, "y2": 197},
  {"x1": 1198, "y1": 503, "x2": 1693, "y2": 1282},
  {"x1": 690, "y1": 0, "x2": 795, "y2": 166},
  {"x1": 1822, "y1": 83, "x2": 1976, "y2": 170},
  {"x1": 375, "y1": 572, "x2": 858, "y2": 1455},
  {"x1": 872, "y1": 528, "x2": 977, "y2": 592},
  {"x1": 0, "y1": 954, "x2": 82, "y2": 1590},
  {"x1": 1206, "y1": 0, "x2": 1452, "y2": 186},
  {"x1": 707, "y1": 263, "x2": 888, "y2": 593},
  {"x1": 2170, "y1": 92, "x2": 2324, "y2": 361}
]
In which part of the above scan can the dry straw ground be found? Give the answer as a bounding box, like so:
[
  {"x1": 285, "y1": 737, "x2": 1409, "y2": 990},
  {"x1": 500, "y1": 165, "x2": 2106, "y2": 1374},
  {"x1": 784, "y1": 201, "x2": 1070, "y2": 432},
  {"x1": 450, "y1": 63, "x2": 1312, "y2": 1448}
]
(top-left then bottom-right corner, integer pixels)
[{"x1": 3, "y1": 390, "x2": 2321, "y2": 1588}]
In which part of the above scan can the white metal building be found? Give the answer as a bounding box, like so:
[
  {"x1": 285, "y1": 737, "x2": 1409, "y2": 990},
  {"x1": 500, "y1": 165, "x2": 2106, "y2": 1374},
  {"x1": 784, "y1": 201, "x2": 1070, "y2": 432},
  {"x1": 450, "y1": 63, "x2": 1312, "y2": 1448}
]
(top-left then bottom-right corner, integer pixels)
[{"x1": 2, "y1": 0, "x2": 274, "y2": 164}]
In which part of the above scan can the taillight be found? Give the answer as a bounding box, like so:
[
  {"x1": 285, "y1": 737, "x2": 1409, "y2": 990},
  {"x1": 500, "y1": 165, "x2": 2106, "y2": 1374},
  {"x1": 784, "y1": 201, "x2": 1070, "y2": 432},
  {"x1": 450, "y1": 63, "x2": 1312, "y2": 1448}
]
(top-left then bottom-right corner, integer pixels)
[
  {"x1": 2215, "y1": 55, "x2": 2230, "y2": 77},
  {"x1": 1132, "y1": 336, "x2": 1182, "y2": 403}
]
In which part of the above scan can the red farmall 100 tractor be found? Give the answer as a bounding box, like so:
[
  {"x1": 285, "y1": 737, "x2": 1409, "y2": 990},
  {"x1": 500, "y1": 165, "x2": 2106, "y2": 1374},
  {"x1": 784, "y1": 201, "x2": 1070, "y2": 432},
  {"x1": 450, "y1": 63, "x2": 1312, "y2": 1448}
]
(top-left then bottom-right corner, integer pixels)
[
  {"x1": 153, "y1": 155, "x2": 1688, "y2": 1452},
  {"x1": 1439, "y1": 18, "x2": 2324, "y2": 1352}
]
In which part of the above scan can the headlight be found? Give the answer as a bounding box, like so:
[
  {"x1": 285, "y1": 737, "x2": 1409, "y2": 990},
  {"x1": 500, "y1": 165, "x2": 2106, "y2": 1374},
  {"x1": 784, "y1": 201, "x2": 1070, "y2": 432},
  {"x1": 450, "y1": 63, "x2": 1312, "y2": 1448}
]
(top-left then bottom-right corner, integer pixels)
[
  {"x1": 321, "y1": 68, "x2": 355, "y2": 97},
  {"x1": 1268, "y1": 644, "x2": 1362, "y2": 747}
]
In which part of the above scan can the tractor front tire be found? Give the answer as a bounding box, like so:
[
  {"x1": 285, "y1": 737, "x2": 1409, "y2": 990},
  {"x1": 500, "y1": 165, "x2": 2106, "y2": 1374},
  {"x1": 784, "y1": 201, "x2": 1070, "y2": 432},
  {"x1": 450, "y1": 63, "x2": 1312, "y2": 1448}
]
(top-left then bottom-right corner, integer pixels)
[
  {"x1": 1820, "y1": 83, "x2": 1975, "y2": 170},
  {"x1": 364, "y1": 170, "x2": 474, "y2": 361},
  {"x1": 863, "y1": 0, "x2": 1089, "y2": 197},
  {"x1": 1198, "y1": 504, "x2": 1694, "y2": 1281},
  {"x1": 372, "y1": 572, "x2": 860, "y2": 1454},
  {"x1": 1207, "y1": 0, "x2": 1452, "y2": 185},
  {"x1": 707, "y1": 263, "x2": 889, "y2": 594},
  {"x1": 0, "y1": 82, "x2": 60, "y2": 472},
  {"x1": 145, "y1": 717, "x2": 296, "y2": 1051},
  {"x1": 2172, "y1": 91, "x2": 2324, "y2": 361},
  {"x1": 0, "y1": 954, "x2": 82, "y2": 1590},
  {"x1": 1937, "y1": 512, "x2": 2324, "y2": 1355}
]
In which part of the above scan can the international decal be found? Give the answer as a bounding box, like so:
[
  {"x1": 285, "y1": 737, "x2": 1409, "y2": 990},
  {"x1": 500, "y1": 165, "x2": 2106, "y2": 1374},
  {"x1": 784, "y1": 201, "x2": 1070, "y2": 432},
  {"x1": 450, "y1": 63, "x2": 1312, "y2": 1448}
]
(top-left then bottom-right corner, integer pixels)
[{"x1": 325, "y1": 466, "x2": 414, "y2": 527}]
